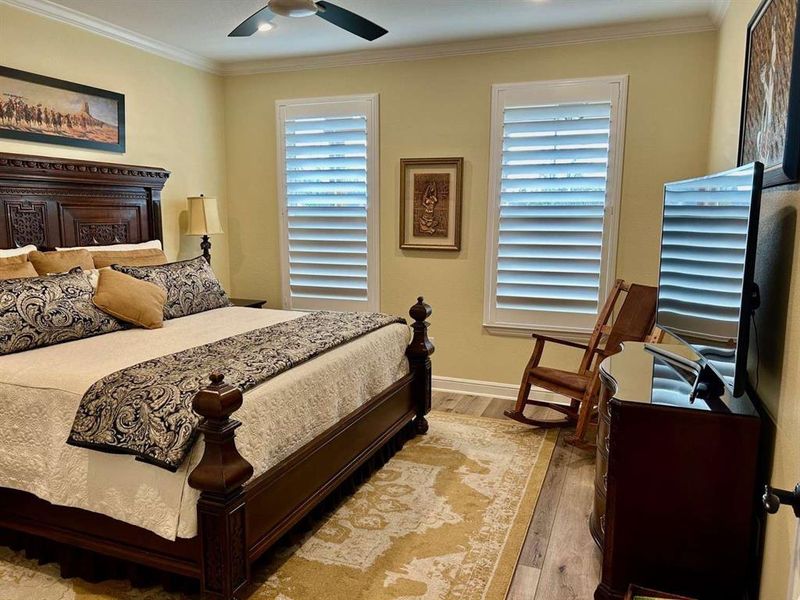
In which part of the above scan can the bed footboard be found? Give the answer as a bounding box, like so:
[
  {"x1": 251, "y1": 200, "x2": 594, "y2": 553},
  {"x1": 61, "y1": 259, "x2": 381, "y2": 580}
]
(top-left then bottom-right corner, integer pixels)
[
  {"x1": 407, "y1": 296, "x2": 435, "y2": 434},
  {"x1": 187, "y1": 373, "x2": 254, "y2": 600},
  {"x1": 188, "y1": 297, "x2": 434, "y2": 600}
]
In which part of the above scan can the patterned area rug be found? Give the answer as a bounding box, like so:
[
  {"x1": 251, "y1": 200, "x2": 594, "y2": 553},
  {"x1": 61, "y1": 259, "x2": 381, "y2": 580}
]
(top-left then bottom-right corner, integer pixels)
[{"x1": 0, "y1": 411, "x2": 556, "y2": 600}]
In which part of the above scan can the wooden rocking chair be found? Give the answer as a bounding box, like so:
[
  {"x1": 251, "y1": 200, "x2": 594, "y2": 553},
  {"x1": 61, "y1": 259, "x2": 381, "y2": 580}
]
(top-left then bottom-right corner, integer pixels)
[{"x1": 504, "y1": 279, "x2": 658, "y2": 447}]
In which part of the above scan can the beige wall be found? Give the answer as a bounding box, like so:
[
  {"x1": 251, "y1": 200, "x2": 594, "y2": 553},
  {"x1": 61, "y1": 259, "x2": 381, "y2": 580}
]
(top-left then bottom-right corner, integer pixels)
[
  {"x1": 224, "y1": 31, "x2": 718, "y2": 384},
  {"x1": 708, "y1": 0, "x2": 756, "y2": 172},
  {"x1": 0, "y1": 5, "x2": 231, "y2": 288},
  {"x1": 709, "y1": 1, "x2": 800, "y2": 598}
]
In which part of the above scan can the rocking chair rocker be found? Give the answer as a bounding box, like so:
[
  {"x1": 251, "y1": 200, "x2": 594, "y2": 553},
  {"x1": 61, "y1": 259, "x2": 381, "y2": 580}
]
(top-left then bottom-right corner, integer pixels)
[{"x1": 504, "y1": 279, "x2": 658, "y2": 446}]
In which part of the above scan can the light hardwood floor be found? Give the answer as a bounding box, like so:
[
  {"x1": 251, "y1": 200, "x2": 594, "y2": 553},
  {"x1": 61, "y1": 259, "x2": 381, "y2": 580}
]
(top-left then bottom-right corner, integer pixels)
[{"x1": 431, "y1": 390, "x2": 601, "y2": 600}]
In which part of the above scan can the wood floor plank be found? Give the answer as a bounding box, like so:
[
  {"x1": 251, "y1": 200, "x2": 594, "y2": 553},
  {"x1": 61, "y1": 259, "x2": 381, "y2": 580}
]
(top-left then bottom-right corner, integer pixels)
[
  {"x1": 523, "y1": 404, "x2": 573, "y2": 424},
  {"x1": 518, "y1": 432, "x2": 573, "y2": 569},
  {"x1": 481, "y1": 397, "x2": 515, "y2": 420},
  {"x1": 431, "y1": 391, "x2": 460, "y2": 412},
  {"x1": 453, "y1": 394, "x2": 492, "y2": 416},
  {"x1": 431, "y1": 390, "x2": 450, "y2": 408},
  {"x1": 532, "y1": 439, "x2": 601, "y2": 600},
  {"x1": 507, "y1": 564, "x2": 541, "y2": 600}
]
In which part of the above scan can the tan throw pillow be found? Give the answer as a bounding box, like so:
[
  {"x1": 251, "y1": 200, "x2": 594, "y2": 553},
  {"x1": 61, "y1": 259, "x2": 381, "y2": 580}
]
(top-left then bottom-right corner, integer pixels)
[
  {"x1": 92, "y1": 269, "x2": 167, "y2": 329},
  {"x1": 91, "y1": 248, "x2": 168, "y2": 269},
  {"x1": 0, "y1": 253, "x2": 30, "y2": 267},
  {"x1": 29, "y1": 249, "x2": 94, "y2": 276},
  {"x1": 0, "y1": 261, "x2": 37, "y2": 279}
]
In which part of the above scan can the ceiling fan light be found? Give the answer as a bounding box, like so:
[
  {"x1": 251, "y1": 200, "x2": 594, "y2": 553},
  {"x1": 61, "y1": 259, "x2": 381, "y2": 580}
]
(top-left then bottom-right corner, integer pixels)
[
  {"x1": 257, "y1": 22, "x2": 274, "y2": 32},
  {"x1": 268, "y1": 0, "x2": 318, "y2": 18}
]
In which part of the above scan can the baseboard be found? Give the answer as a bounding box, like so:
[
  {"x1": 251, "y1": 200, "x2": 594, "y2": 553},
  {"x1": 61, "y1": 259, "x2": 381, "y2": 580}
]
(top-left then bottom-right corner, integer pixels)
[{"x1": 431, "y1": 375, "x2": 563, "y2": 404}]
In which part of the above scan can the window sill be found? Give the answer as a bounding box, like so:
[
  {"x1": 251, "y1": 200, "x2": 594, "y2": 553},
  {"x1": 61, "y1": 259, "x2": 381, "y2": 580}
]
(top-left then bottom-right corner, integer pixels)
[{"x1": 482, "y1": 322, "x2": 592, "y2": 343}]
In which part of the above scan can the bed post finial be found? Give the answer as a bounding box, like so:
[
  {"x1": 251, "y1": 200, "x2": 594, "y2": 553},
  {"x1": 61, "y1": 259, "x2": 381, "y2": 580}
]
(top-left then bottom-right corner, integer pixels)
[
  {"x1": 406, "y1": 297, "x2": 434, "y2": 435},
  {"x1": 189, "y1": 373, "x2": 253, "y2": 600}
]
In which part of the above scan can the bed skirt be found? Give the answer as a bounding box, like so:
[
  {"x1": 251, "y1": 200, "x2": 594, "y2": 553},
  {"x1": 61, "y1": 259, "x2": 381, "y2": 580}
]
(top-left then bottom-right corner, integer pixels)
[{"x1": 0, "y1": 420, "x2": 416, "y2": 593}]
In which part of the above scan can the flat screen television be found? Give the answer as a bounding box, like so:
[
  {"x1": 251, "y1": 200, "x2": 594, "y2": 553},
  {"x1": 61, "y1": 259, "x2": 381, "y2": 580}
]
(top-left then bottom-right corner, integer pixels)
[{"x1": 654, "y1": 161, "x2": 763, "y2": 398}]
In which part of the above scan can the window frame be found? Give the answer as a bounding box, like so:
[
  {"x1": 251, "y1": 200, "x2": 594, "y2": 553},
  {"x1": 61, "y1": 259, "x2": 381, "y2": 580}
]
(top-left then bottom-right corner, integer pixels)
[
  {"x1": 275, "y1": 93, "x2": 380, "y2": 312},
  {"x1": 483, "y1": 75, "x2": 628, "y2": 339}
]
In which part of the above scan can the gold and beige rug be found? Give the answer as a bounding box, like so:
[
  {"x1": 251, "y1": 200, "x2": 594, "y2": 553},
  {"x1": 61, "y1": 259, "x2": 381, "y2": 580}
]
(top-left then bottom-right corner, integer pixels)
[{"x1": 0, "y1": 411, "x2": 556, "y2": 600}]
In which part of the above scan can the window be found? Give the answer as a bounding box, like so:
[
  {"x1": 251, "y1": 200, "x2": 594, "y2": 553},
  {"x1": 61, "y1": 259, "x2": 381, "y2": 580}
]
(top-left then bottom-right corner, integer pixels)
[
  {"x1": 276, "y1": 94, "x2": 379, "y2": 312},
  {"x1": 484, "y1": 76, "x2": 627, "y2": 337}
]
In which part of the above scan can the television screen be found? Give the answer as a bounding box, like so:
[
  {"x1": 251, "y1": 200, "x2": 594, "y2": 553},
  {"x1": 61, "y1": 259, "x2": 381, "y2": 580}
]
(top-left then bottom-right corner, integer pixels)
[{"x1": 656, "y1": 162, "x2": 763, "y2": 397}]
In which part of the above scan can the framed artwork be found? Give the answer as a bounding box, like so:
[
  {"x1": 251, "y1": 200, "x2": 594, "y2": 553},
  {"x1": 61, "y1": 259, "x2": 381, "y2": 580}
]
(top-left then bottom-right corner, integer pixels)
[
  {"x1": 400, "y1": 157, "x2": 463, "y2": 251},
  {"x1": 0, "y1": 66, "x2": 125, "y2": 153},
  {"x1": 738, "y1": 0, "x2": 800, "y2": 187}
]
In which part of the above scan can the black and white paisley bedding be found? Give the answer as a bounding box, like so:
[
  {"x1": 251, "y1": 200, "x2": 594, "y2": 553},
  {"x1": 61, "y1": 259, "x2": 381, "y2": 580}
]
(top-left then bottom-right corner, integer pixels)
[
  {"x1": 0, "y1": 269, "x2": 124, "y2": 355},
  {"x1": 114, "y1": 256, "x2": 231, "y2": 320},
  {"x1": 67, "y1": 310, "x2": 405, "y2": 470}
]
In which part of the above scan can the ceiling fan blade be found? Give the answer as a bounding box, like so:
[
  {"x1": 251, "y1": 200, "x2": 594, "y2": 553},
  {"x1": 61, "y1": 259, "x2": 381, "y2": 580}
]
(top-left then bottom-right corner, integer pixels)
[
  {"x1": 314, "y1": 1, "x2": 387, "y2": 41},
  {"x1": 229, "y1": 6, "x2": 275, "y2": 37}
]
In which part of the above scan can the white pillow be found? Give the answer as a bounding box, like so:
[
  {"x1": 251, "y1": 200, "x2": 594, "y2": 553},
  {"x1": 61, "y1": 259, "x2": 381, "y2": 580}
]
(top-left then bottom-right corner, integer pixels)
[
  {"x1": 46, "y1": 267, "x2": 106, "y2": 289},
  {"x1": 55, "y1": 240, "x2": 163, "y2": 252},
  {"x1": 86, "y1": 268, "x2": 108, "y2": 289},
  {"x1": 0, "y1": 245, "x2": 37, "y2": 258}
]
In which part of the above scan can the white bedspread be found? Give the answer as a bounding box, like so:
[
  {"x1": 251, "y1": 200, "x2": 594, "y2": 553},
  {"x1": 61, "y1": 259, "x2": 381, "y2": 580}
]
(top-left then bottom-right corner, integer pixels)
[{"x1": 0, "y1": 307, "x2": 409, "y2": 540}]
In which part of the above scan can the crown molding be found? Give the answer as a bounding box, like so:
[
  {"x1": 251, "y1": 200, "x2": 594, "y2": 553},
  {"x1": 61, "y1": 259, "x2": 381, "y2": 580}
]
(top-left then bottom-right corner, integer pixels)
[
  {"x1": 1, "y1": 0, "x2": 223, "y2": 74},
  {"x1": 709, "y1": 0, "x2": 731, "y2": 26},
  {"x1": 222, "y1": 14, "x2": 718, "y2": 76},
  {"x1": 1, "y1": 0, "x2": 720, "y2": 78}
]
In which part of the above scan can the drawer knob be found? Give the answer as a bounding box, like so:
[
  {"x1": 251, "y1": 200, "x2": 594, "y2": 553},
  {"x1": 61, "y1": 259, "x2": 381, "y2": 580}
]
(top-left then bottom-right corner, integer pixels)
[{"x1": 762, "y1": 484, "x2": 800, "y2": 518}]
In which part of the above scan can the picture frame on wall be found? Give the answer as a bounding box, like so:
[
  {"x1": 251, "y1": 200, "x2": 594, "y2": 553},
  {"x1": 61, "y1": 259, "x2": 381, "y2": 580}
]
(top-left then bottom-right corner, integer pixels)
[
  {"x1": 738, "y1": 0, "x2": 800, "y2": 187},
  {"x1": 400, "y1": 157, "x2": 463, "y2": 251},
  {"x1": 0, "y1": 65, "x2": 125, "y2": 153}
]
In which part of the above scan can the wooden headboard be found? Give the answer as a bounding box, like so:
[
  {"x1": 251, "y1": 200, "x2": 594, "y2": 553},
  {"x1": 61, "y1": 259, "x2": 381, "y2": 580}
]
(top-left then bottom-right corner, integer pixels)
[{"x1": 0, "y1": 152, "x2": 170, "y2": 249}]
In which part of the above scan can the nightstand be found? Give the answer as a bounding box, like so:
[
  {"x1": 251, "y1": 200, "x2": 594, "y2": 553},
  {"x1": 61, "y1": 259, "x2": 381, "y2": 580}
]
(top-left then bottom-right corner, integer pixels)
[{"x1": 230, "y1": 298, "x2": 266, "y2": 309}]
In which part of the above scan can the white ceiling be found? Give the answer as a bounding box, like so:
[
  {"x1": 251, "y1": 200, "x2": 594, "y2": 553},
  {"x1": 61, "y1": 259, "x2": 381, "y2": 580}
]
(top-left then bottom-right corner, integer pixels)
[{"x1": 34, "y1": 0, "x2": 723, "y2": 69}]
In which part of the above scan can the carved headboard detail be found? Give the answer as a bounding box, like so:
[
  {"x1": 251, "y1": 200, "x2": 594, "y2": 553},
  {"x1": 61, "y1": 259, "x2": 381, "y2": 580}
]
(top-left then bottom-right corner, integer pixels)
[{"x1": 0, "y1": 152, "x2": 170, "y2": 249}]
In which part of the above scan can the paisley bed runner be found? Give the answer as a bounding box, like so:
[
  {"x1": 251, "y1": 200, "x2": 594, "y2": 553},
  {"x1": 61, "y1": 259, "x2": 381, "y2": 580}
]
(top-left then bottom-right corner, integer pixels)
[{"x1": 67, "y1": 311, "x2": 405, "y2": 471}]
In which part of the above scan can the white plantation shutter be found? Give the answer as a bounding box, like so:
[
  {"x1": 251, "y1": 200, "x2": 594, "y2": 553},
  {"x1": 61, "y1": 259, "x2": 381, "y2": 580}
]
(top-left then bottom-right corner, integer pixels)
[
  {"x1": 484, "y1": 78, "x2": 627, "y2": 336},
  {"x1": 276, "y1": 95, "x2": 379, "y2": 312}
]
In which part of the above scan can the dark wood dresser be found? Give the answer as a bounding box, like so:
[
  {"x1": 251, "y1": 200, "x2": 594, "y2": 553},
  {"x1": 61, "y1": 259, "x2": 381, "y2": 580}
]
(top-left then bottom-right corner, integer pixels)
[{"x1": 592, "y1": 342, "x2": 761, "y2": 600}]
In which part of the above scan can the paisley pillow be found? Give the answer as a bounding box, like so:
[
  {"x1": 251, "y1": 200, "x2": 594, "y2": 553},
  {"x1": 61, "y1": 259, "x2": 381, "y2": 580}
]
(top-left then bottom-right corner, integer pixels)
[
  {"x1": 114, "y1": 257, "x2": 231, "y2": 320},
  {"x1": 0, "y1": 269, "x2": 125, "y2": 355}
]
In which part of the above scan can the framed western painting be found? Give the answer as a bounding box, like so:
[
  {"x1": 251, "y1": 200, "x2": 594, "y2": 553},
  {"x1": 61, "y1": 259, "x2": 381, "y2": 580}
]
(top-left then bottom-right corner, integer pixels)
[
  {"x1": 400, "y1": 157, "x2": 463, "y2": 251},
  {"x1": 738, "y1": 0, "x2": 800, "y2": 187},
  {"x1": 0, "y1": 66, "x2": 125, "y2": 153}
]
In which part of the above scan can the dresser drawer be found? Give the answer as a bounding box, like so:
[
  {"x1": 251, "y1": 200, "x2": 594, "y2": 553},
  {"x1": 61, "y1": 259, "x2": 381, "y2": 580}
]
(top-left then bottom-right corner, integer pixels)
[
  {"x1": 592, "y1": 384, "x2": 612, "y2": 549},
  {"x1": 595, "y1": 453, "x2": 608, "y2": 495},
  {"x1": 590, "y1": 474, "x2": 607, "y2": 548},
  {"x1": 597, "y1": 394, "x2": 612, "y2": 457}
]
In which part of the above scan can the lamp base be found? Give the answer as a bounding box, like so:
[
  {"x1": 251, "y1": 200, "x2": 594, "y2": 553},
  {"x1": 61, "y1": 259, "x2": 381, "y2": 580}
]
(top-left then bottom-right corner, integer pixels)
[{"x1": 200, "y1": 235, "x2": 211, "y2": 265}]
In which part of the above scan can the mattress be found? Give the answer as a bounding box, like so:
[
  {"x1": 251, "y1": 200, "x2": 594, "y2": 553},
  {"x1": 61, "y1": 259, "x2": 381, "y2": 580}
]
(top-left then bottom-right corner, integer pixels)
[{"x1": 0, "y1": 307, "x2": 410, "y2": 540}]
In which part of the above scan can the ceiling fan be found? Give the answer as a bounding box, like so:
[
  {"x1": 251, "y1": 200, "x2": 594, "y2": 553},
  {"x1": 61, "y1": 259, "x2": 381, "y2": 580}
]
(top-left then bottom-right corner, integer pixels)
[{"x1": 229, "y1": 0, "x2": 388, "y2": 41}]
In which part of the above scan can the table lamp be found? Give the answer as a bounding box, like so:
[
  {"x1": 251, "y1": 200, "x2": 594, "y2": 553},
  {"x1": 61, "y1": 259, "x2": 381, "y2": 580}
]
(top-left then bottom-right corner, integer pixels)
[{"x1": 187, "y1": 195, "x2": 223, "y2": 264}]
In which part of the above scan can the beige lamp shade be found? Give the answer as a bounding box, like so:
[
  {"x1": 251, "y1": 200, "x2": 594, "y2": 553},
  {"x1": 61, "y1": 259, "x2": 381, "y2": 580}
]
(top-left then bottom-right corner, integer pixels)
[{"x1": 187, "y1": 196, "x2": 223, "y2": 236}]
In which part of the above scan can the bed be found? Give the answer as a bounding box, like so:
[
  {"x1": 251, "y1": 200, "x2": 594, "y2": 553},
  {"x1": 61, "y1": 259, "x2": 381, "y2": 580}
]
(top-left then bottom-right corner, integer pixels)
[{"x1": 0, "y1": 152, "x2": 435, "y2": 600}]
